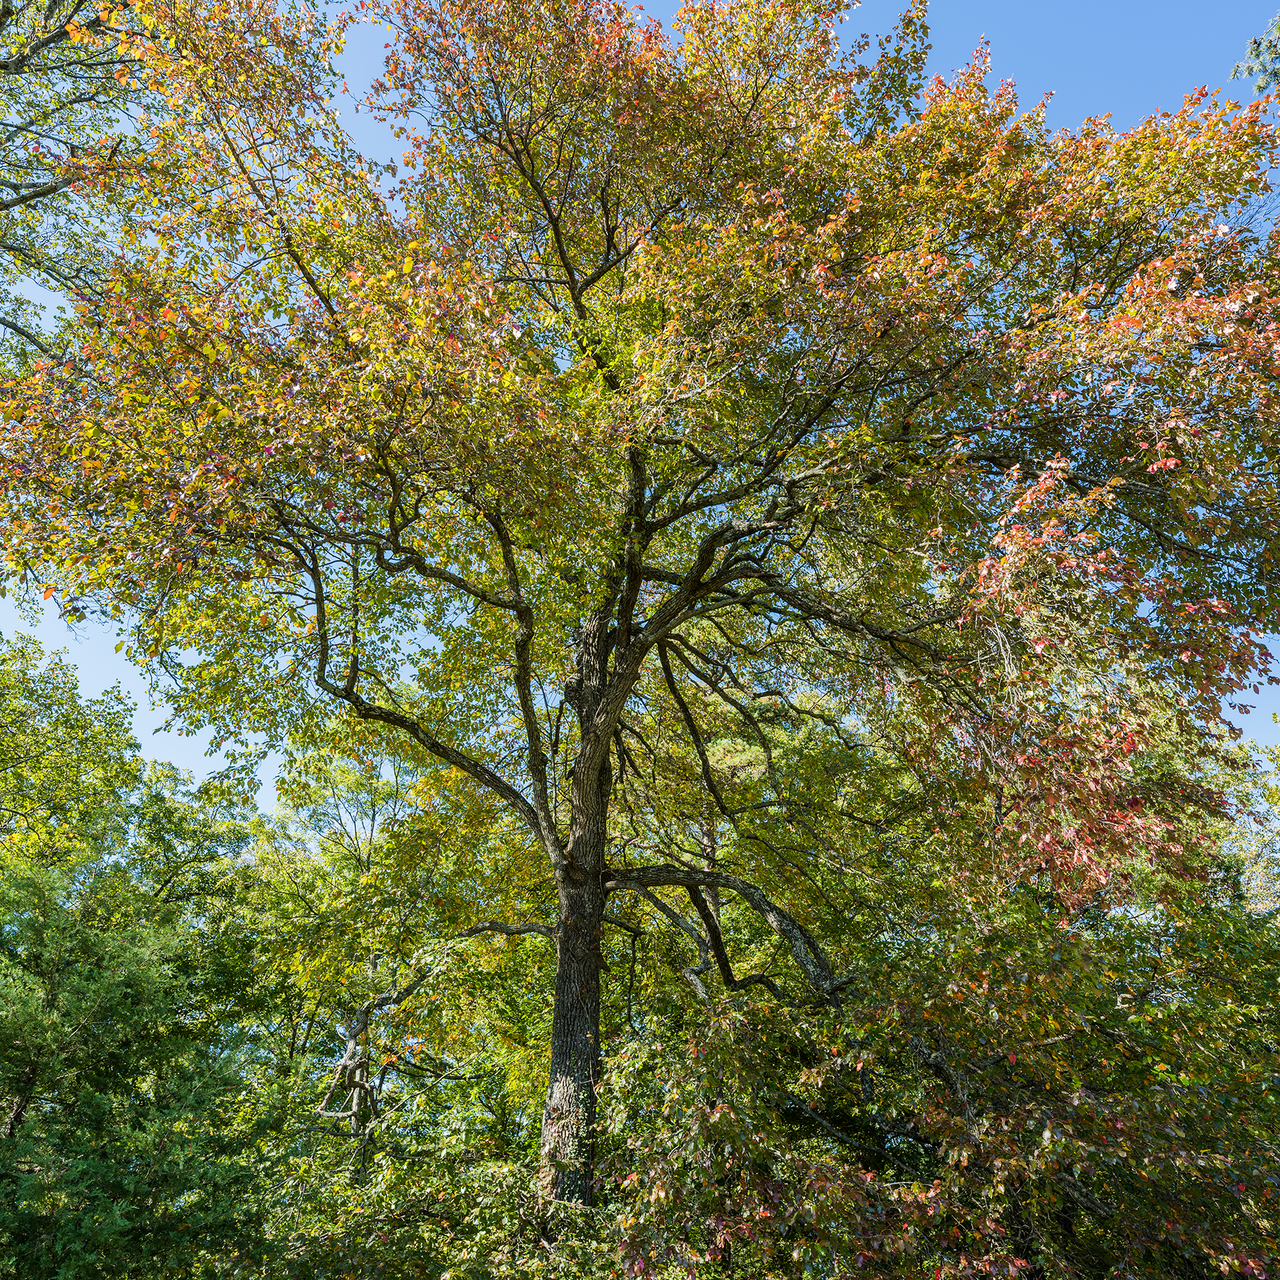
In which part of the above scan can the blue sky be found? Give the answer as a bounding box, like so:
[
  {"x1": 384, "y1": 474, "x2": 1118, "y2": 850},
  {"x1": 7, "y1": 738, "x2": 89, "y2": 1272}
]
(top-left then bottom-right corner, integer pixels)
[
  {"x1": 5, "y1": 0, "x2": 1279, "y2": 792},
  {"x1": 872, "y1": 0, "x2": 1269, "y2": 132}
]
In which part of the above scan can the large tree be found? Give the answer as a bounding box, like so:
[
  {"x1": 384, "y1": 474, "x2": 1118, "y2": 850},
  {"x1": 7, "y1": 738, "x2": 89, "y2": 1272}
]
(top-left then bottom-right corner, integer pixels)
[
  {"x1": 238, "y1": 713, "x2": 1280, "y2": 1278},
  {"x1": 4, "y1": 0, "x2": 1280, "y2": 1213}
]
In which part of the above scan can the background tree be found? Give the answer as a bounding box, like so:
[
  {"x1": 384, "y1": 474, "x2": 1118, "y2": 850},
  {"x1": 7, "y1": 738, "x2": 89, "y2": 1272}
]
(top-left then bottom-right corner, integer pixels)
[
  {"x1": 239, "y1": 718, "x2": 608, "y2": 1277},
  {"x1": 0, "y1": 633, "x2": 277, "y2": 1279},
  {"x1": 1235, "y1": 11, "x2": 1280, "y2": 94},
  {"x1": 4, "y1": 0, "x2": 1280, "y2": 1223}
]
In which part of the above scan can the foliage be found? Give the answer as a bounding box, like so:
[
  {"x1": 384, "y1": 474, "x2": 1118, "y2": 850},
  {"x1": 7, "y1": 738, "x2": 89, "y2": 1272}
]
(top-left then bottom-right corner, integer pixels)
[
  {"x1": 1235, "y1": 13, "x2": 1280, "y2": 95},
  {"x1": 608, "y1": 884, "x2": 1280, "y2": 1278},
  {"x1": 0, "y1": 1, "x2": 152, "y2": 360},
  {"x1": 1240, "y1": 744, "x2": 1280, "y2": 912},
  {"x1": 1, "y1": 0, "x2": 1280, "y2": 1272},
  {"x1": 0, "y1": 634, "x2": 273, "y2": 1279}
]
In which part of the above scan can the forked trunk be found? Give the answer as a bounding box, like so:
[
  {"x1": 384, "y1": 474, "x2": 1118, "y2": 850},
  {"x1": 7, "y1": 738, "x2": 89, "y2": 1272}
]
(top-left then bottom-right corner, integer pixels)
[{"x1": 540, "y1": 868, "x2": 605, "y2": 1204}]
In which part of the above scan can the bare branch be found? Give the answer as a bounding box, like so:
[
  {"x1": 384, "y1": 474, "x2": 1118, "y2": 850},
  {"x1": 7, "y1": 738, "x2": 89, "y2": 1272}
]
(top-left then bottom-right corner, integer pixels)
[{"x1": 457, "y1": 919, "x2": 554, "y2": 942}]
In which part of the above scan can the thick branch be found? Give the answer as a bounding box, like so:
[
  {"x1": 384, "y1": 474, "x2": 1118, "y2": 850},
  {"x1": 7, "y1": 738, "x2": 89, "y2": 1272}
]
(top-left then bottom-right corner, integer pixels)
[
  {"x1": 457, "y1": 919, "x2": 554, "y2": 942},
  {"x1": 484, "y1": 508, "x2": 559, "y2": 853},
  {"x1": 685, "y1": 884, "x2": 784, "y2": 1000},
  {"x1": 0, "y1": 314, "x2": 54, "y2": 355},
  {"x1": 307, "y1": 547, "x2": 550, "y2": 852},
  {"x1": 606, "y1": 864, "x2": 841, "y2": 999}
]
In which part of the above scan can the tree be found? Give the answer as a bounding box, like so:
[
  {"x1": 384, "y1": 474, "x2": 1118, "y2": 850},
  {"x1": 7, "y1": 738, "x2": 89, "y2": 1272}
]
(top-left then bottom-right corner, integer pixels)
[
  {"x1": 236, "y1": 713, "x2": 1280, "y2": 1278},
  {"x1": 4, "y1": 0, "x2": 1280, "y2": 1212},
  {"x1": 0, "y1": 1, "x2": 148, "y2": 359},
  {"x1": 240, "y1": 718, "x2": 598, "y2": 1277},
  {"x1": 1235, "y1": 12, "x2": 1280, "y2": 95},
  {"x1": 0, "y1": 633, "x2": 274, "y2": 1278}
]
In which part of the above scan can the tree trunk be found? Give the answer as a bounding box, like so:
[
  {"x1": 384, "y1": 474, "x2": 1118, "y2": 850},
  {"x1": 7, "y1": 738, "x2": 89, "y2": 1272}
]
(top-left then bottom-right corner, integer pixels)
[
  {"x1": 539, "y1": 612, "x2": 613, "y2": 1204},
  {"x1": 540, "y1": 867, "x2": 604, "y2": 1204}
]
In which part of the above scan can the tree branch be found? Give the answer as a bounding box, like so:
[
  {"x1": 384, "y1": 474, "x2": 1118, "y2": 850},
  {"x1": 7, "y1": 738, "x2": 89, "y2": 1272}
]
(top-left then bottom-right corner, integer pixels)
[
  {"x1": 685, "y1": 884, "x2": 785, "y2": 1000},
  {"x1": 457, "y1": 919, "x2": 554, "y2": 942},
  {"x1": 606, "y1": 864, "x2": 842, "y2": 1000}
]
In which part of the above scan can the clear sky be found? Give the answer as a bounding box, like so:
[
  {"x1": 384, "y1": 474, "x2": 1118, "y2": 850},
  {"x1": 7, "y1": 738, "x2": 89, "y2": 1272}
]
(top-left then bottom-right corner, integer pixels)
[
  {"x1": 5, "y1": 0, "x2": 1279, "y2": 794},
  {"x1": 872, "y1": 0, "x2": 1270, "y2": 133}
]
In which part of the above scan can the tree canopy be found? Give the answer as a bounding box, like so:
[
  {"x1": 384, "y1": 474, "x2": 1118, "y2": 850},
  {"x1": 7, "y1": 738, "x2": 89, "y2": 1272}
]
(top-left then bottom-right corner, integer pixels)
[
  {"x1": 2, "y1": 0, "x2": 1280, "y2": 1275},
  {"x1": 0, "y1": 0, "x2": 148, "y2": 358}
]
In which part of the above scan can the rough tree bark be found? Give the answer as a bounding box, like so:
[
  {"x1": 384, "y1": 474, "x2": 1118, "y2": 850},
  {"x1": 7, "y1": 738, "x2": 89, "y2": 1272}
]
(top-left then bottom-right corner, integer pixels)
[
  {"x1": 541, "y1": 868, "x2": 605, "y2": 1204},
  {"x1": 539, "y1": 611, "x2": 615, "y2": 1203}
]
